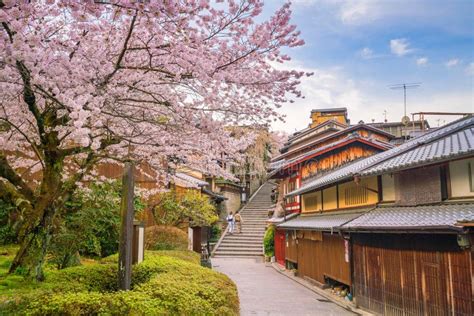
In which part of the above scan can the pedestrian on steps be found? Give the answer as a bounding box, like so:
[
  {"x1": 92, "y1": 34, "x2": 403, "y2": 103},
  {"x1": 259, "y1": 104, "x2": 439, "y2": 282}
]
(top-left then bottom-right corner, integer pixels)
[
  {"x1": 226, "y1": 212, "x2": 235, "y2": 234},
  {"x1": 234, "y1": 211, "x2": 243, "y2": 233}
]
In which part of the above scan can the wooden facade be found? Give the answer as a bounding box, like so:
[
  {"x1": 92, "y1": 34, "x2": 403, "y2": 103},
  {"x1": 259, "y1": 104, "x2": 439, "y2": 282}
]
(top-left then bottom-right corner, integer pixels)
[
  {"x1": 282, "y1": 126, "x2": 392, "y2": 161},
  {"x1": 300, "y1": 144, "x2": 379, "y2": 181},
  {"x1": 285, "y1": 230, "x2": 298, "y2": 263},
  {"x1": 297, "y1": 233, "x2": 351, "y2": 286},
  {"x1": 352, "y1": 233, "x2": 473, "y2": 316},
  {"x1": 301, "y1": 176, "x2": 379, "y2": 213}
]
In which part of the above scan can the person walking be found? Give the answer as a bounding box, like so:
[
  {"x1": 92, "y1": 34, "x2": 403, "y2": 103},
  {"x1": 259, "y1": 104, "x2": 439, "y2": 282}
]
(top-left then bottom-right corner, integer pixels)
[
  {"x1": 226, "y1": 212, "x2": 235, "y2": 234},
  {"x1": 234, "y1": 211, "x2": 243, "y2": 233}
]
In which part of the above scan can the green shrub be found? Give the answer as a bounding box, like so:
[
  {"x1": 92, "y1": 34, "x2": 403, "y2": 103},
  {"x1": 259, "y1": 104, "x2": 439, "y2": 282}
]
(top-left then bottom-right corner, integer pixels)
[
  {"x1": 1, "y1": 251, "x2": 239, "y2": 315},
  {"x1": 144, "y1": 225, "x2": 188, "y2": 251},
  {"x1": 152, "y1": 190, "x2": 218, "y2": 227},
  {"x1": 49, "y1": 181, "x2": 145, "y2": 269},
  {"x1": 263, "y1": 226, "x2": 275, "y2": 257},
  {"x1": 148, "y1": 250, "x2": 200, "y2": 264},
  {"x1": 210, "y1": 224, "x2": 222, "y2": 242}
]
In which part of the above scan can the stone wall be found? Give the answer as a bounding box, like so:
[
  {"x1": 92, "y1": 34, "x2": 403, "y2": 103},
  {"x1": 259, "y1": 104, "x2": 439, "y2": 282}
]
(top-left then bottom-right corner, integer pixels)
[{"x1": 216, "y1": 184, "x2": 242, "y2": 219}]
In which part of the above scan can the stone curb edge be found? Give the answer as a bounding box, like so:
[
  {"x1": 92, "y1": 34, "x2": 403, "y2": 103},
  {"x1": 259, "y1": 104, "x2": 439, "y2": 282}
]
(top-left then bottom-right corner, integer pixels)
[{"x1": 268, "y1": 262, "x2": 374, "y2": 316}]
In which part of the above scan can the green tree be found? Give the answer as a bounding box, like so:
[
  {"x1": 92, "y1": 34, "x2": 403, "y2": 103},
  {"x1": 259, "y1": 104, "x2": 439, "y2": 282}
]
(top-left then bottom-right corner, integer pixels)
[
  {"x1": 50, "y1": 181, "x2": 144, "y2": 269},
  {"x1": 152, "y1": 190, "x2": 218, "y2": 227}
]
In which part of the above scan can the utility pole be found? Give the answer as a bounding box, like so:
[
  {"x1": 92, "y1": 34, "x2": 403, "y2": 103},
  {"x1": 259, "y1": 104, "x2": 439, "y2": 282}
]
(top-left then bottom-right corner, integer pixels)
[{"x1": 118, "y1": 162, "x2": 134, "y2": 290}]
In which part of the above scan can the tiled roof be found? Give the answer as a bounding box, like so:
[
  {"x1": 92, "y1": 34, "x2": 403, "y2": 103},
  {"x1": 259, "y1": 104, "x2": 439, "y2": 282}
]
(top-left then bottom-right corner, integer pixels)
[
  {"x1": 361, "y1": 125, "x2": 474, "y2": 176},
  {"x1": 268, "y1": 159, "x2": 286, "y2": 170},
  {"x1": 269, "y1": 134, "x2": 393, "y2": 177},
  {"x1": 202, "y1": 188, "x2": 227, "y2": 201},
  {"x1": 173, "y1": 172, "x2": 208, "y2": 188},
  {"x1": 287, "y1": 115, "x2": 474, "y2": 197},
  {"x1": 277, "y1": 123, "x2": 395, "y2": 160},
  {"x1": 277, "y1": 210, "x2": 367, "y2": 231},
  {"x1": 342, "y1": 204, "x2": 474, "y2": 231},
  {"x1": 267, "y1": 212, "x2": 299, "y2": 224}
]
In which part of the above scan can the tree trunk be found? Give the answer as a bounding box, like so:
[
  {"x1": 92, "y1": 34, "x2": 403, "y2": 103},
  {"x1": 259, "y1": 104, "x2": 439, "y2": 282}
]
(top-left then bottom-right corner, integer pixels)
[{"x1": 8, "y1": 205, "x2": 55, "y2": 281}]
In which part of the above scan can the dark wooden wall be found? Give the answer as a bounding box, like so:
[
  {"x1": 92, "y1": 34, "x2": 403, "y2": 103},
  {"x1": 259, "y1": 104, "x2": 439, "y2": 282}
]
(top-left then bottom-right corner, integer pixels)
[
  {"x1": 285, "y1": 230, "x2": 298, "y2": 263},
  {"x1": 353, "y1": 234, "x2": 473, "y2": 316},
  {"x1": 297, "y1": 233, "x2": 351, "y2": 286}
]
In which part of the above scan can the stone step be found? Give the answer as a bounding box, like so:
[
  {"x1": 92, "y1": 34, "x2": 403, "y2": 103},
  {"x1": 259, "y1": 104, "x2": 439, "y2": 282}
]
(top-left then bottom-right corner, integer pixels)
[
  {"x1": 240, "y1": 217, "x2": 268, "y2": 220},
  {"x1": 219, "y1": 241, "x2": 263, "y2": 249},
  {"x1": 218, "y1": 243, "x2": 262, "y2": 248},
  {"x1": 224, "y1": 236, "x2": 263, "y2": 241},
  {"x1": 214, "y1": 251, "x2": 263, "y2": 256},
  {"x1": 240, "y1": 213, "x2": 268, "y2": 215},
  {"x1": 241, "y1": 211, "x2": 269, "y2": 214},
  {"x1": 241, "y1": 217, "x2": 267, "y2": 220},
  {"x1": 223, "y1": 234, "x2": 264, "y2": 240},
  {"x1": 220, "y1": 242, "x2": 262, "y2": 246},
  {"x1": 217, "y1": 247, "x2": 263, "y2": 252},
  {"x1": 240, "y1": 217, "x2": 267, "y2": 220}
]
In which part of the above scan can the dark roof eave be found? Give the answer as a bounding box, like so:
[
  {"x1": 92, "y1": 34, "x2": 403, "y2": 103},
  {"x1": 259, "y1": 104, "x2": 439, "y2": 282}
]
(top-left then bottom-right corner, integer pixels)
[
  {"x1": 277, "y1": 226, "x2": 342, "y2": 232},
  {"x1": 341, "y1": 225, "x2": 464, "y2": 233},
  {"x1": 361, "y1": 151, "x2": 474, "y2": 177},
  {"x1": 283, "y1": 137, "x2": 391, "y2": 172},
  {"x1": 277, "y1": 124, "x2": 396, "y2": 160}
]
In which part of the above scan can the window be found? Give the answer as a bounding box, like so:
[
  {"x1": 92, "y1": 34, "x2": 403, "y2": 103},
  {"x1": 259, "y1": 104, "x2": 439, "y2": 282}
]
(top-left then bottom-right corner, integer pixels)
[
  {"x1": 448, "y1": 158, "x2": 474, "y2": 197},
  {"x1": 344, "y1": 185, "x2": 368, "y2": 205},
  {"x1": 302, "y1": 192, "x2": 320, "y2": 212},
  {"x1": 286, "y1": 180, "x2": 297, "y2": 204}
]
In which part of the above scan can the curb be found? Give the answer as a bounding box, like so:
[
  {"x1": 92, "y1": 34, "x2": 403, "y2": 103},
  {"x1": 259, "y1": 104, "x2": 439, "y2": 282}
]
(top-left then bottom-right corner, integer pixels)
[{"x1": 269, "y1": 262, "x2": 374, "y2": 316}]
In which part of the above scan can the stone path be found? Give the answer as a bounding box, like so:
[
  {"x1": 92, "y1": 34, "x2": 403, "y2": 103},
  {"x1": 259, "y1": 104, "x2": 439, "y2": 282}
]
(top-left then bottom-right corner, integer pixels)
[{"x1": 212, "y1": 257, "x2": 355, "y2": 316}]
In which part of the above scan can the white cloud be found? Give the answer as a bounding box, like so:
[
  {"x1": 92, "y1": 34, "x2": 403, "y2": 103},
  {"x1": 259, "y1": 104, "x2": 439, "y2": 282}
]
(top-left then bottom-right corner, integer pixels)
[
  {"x1": 359, "y1": 47, "x2": 374, "y2": 59},
  {"x1": 465, "y1": 62, "x2": 474, "y2": 76},
  {"x1": 270, "y1": 60, "x2": 474, "y2": 133},
  {"x1": 416, "y1": 57, "x2": 428, "y2": 66},
  {"x1": 390, "y1": 38, "x2": 412, "y2": 56},
  {"x1": 445, "y1": 59, "x2": 460, "y2": 67},
  {"x1": 340, "y1": 0, "x2": 377, "y2": 24},
  {"x1": 270, "y1": 62, "x2": 367, "y2": 132}
]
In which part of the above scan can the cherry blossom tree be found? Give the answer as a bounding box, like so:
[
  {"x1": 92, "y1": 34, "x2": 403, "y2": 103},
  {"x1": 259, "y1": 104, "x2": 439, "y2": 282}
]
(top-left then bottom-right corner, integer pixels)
[{"x1": 0, "y1": 0, "x2": 307, "y2": 279}]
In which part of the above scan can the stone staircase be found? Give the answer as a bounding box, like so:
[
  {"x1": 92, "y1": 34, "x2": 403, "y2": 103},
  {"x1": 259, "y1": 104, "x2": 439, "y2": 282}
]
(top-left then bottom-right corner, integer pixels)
[{"x1": 213, "y1": 182, "x2": 274, "y2": 258}]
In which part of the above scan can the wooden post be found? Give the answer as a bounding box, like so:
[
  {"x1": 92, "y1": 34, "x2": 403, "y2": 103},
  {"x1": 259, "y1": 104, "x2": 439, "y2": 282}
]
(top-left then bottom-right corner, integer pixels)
[{"x1": 118, "y1": 162, "x2": 134, "y2": 290}]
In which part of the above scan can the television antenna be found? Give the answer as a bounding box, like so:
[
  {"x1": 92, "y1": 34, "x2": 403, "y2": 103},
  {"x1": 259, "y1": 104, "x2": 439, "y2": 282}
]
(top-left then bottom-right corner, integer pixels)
[{"x1": 389, "y1": 83, "x2": 421, "y2": 123}]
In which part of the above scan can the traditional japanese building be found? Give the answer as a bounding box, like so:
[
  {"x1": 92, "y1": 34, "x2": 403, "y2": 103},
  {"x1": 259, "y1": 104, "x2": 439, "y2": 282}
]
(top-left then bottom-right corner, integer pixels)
[
  {"x1": 268, "y1": 108, "x2": 395, "y2": 266},
  {"x1": 282, "y1": 115, "x2": 474, "y2": 315}
]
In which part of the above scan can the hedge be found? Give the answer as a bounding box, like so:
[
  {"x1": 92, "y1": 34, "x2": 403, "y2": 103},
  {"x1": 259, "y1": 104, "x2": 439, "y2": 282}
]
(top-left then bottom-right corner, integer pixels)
[
  {"x1": 1, "y1": 250, "x2": 239, "y2": 315},
  {"x1": 144, "y1": 225, "x2": 189, "y2": 251},
  {"x1": 263, "y1": 226, "x2": 275, "y2": 257}
]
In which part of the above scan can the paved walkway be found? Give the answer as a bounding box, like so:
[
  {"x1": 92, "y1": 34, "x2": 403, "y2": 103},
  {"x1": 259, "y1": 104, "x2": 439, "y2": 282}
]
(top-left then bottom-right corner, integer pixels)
[{"x1": 212, "y1": 257, "x2": 355, "y2": 316}]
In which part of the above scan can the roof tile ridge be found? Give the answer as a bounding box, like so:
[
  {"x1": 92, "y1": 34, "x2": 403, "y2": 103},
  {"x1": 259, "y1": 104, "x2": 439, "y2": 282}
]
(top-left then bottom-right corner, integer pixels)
[{"x1": 356, "y1": 116, "x2": 474, "y2": 175}]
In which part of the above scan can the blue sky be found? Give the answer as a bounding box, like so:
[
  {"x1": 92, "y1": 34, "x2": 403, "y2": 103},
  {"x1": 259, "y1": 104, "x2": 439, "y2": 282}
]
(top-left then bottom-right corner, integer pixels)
[{"x1": 265, "y1": 0, "x2": 474, "y2": 133}]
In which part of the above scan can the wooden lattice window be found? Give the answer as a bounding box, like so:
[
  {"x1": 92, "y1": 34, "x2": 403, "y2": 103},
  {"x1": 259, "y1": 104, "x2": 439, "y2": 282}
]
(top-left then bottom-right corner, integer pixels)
[
  {"x1": 303, "y1": 191, "x2": 319, "y2": 211},
  {"x1": 344, "y1": 185, "x2": 368, "y2": 205}
]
